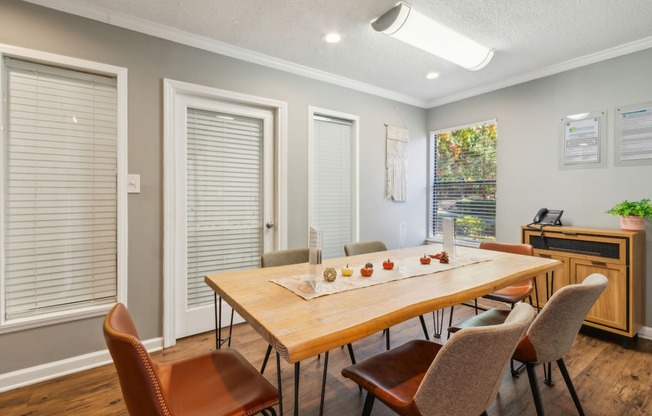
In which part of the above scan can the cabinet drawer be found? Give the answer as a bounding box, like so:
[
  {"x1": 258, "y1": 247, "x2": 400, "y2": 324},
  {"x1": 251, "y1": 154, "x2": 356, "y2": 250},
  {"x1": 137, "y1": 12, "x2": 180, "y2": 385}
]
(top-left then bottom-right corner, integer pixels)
[{"x1": 523, "y1": 229, "x2": 626, "y2": 265}]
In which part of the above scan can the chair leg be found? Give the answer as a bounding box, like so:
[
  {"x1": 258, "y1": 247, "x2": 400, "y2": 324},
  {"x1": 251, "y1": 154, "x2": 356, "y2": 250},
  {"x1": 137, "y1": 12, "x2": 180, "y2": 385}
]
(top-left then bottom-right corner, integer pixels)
[
  {"x1": 474, "y1": 298, "x2": 479, "y2": 314},
  {"x1": 361, "y1": 393, "x2": 375, "y2": 416},
  {"x1": 557, "y1": 358, "x2": 586, "y2": 416},
  {"x1": 261, "y1": 344, "x2": 272, "y2": 374},
  {"x1": 419, "y1": 314, "x2": 430, "y2": 340},
  {"x1": 525, "y1": 363, "x2": 546, "y2": 416},
  {"x1": 447, "y1": 306, "x2": 455, "y2": 340},
  {"x1": 385, "y1": 327, "x2": 390, "y2": 350}
]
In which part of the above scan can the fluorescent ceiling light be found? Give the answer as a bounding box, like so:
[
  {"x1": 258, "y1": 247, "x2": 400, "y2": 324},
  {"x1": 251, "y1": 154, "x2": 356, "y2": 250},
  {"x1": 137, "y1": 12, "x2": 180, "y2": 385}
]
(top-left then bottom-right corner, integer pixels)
[{"x1": 372, "y1": 2, "x2": 494, "y2": 71}]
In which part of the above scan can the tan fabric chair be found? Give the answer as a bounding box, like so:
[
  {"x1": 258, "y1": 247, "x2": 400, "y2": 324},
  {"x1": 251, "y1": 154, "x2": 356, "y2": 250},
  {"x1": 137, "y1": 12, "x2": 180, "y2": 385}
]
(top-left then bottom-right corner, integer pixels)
[
  {"x1": 342, "y1": 303, "x2": 535, "y2": 416},
  {"x1": 448, "y1": 242, "x2": 538, "y2": 339},
  {"x1": 447, "y1": 273, "x2": 608, "y2": 416},
  {"x1": 261, "y1": 247, "x2": 354, "y2": 415},
  {"x1": 104, "y1": 303, "x2": 279, "y2": 416},
  {"x1": 261, "y1": 248, "x2": 309, "y2": 268},
  {"x1": 343, "y1": 240, "x2": 387, "y2": 256}
]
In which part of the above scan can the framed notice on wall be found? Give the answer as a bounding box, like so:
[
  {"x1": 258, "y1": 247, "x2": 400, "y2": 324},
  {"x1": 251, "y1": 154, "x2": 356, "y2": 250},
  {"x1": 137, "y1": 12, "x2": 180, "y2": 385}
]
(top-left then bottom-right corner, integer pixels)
[
  {"x1": 615, "y1": 102, "x2": 652, "y2": 166},
  {"x1": 559, "y1": 111, "x2": 606, "y2": 169}
]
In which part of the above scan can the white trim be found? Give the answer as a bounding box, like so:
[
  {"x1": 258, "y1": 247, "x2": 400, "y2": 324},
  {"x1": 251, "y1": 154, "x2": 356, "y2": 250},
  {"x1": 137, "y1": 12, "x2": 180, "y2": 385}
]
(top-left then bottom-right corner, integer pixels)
[
  {"x1": 308, "y1": 106, "x2": 360, "y2": 249},
  {"x1": 23, "y1": 0, "x2": 425, "y2": 108},
  {"x1": 638, "y1": 325, "x2": 652, "y2": 341},
  {"x1": 0, "y1": 44, "x2": 128, "y2": 333},
  {"x1": 2, "y1": 324, "x2": 649, "y2": 393},
  {"x1": 163, "y1": 79, "x2": 287, "y2": 347},
  {"x1": 426, "y1": 36, "x2": 652, "y2": 108},
  {"x1": 0, "y1": 337, "x2": 163, "y2": 393},
  {"x1": 23, "y1": 1, "x2": 652, "y2": 109}
]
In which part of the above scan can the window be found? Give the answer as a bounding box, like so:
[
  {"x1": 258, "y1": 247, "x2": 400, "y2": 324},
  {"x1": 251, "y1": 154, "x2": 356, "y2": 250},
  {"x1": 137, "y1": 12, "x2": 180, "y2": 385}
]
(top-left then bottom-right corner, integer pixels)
[
  {"x1": 1, "y1": 49, "x2": 126, "y2": 331},
  {"x1": 429, "y1": 121, "x2": 497, "y2": 244}
]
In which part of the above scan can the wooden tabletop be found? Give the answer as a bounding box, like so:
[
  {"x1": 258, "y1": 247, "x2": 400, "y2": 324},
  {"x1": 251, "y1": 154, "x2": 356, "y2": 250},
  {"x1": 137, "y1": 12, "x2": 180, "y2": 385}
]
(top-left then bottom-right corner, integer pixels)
[{"x1": 205, "y1": 244, "x2": 561, "y2": 363}]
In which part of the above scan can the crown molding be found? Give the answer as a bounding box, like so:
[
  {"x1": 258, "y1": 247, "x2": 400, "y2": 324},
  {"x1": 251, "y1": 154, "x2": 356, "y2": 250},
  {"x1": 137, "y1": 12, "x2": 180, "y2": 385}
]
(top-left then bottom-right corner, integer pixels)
[
  {"x1": 23, "y1": 1, "x2": 652, "y2": 110},
  {"x1": 23, "y1": 0, "x2": 428, "y2": 108},
  {"x1": 427, "y1": 36, "x2": 652, "y2": 108}
]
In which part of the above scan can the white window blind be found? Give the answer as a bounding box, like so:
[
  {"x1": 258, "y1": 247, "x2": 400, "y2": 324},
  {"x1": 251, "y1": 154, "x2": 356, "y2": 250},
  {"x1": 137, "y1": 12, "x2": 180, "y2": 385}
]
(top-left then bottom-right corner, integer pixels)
[
  {"x1": 430, "y1": 122, "x2": 497, "y2": 243},
  {"x1": 312, "y1": 115, "x2": 353, "y2": 259},
  {"x1": 186, "y1": 108, "x2": 263, "y2": 308},
  {"x1": 2, "y1": 57, "x2": 118, "y2": 321}
]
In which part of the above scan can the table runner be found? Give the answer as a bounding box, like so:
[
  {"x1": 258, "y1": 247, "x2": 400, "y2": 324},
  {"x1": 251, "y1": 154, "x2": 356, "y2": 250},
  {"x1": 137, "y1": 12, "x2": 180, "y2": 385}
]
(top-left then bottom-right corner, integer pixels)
[{"x1": 271, "y1": 253, "x2": 492, "y2": 300}]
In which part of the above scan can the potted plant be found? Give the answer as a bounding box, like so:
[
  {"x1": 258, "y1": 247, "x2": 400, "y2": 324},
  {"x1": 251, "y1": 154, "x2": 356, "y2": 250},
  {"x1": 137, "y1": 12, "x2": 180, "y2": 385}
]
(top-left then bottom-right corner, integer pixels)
[{"x1": 606, "y1": 199, "x2": 652, "y2": 230}]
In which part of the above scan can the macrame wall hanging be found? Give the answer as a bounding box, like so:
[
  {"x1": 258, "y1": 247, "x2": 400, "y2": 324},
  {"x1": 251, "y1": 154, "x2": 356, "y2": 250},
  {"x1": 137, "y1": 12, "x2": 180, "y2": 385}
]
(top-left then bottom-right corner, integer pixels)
[{"x1": 385, "y1": 106, "x2": 409, "y2": 202}]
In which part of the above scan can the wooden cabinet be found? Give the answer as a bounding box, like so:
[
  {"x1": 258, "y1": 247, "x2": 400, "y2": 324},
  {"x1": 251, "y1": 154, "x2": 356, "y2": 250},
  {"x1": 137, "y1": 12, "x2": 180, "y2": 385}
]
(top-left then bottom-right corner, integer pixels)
[{"x1": 521, "y1": 226, "x2": 645, "y2": 343}]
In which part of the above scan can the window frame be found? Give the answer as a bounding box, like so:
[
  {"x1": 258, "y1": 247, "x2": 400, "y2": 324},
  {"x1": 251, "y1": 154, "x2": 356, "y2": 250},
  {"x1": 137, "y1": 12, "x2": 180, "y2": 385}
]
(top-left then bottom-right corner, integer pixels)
[
  {"x1": 427, "y1": 119, "x2": 497, "y2": 247},
  {"x1": 0, "y1": 44, "x2": 128, "y2": 333}
]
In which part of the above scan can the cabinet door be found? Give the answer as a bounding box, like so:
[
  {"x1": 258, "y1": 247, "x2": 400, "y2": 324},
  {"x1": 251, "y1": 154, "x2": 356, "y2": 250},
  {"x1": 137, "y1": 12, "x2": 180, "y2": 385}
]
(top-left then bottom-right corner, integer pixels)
[
  {"x1": 533, "y1": 252, "x2": 570, "y2": 309},
  {"x1": 571, "y1": 259, "x2": 627, "y2": 331}
]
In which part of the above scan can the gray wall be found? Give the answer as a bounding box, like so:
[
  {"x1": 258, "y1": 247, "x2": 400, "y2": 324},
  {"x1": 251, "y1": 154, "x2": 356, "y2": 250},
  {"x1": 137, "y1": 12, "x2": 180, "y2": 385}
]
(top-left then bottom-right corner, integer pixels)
[
  {"x1": 0, "y1": 1, "x2": 427, "y2": 374},
  {"x1": 427, "y1": 49, "x2": 652, "y2": 327}
]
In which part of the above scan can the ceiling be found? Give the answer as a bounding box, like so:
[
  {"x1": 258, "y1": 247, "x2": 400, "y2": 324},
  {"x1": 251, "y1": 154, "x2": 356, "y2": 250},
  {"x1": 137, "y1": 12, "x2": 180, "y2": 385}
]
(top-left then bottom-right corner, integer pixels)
[{"x1": 27, "y1": 0, "x2": 652, "y2": 108}]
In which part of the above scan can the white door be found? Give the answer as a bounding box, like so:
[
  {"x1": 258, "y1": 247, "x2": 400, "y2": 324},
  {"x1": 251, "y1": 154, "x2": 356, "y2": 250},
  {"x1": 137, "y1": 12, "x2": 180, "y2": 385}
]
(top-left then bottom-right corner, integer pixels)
[
  {"x1": 173, "y1": 95, "x2": 275, "y2": 338},
  {"x1": 309, "y1": 109, "x2": 359, "y2": 259}
]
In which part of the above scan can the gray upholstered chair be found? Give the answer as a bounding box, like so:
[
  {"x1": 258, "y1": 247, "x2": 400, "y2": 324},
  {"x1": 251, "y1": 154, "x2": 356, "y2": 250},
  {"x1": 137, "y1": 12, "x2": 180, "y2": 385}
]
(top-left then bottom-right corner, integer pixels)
[
  {"x1": 448, "y1": 273, "x2": 608, "y2": 416},
  {"x1": 342, "y1": 303, "x2": 535, "y2": 416},
  {"x1": 261, "y1": 247, "x2": 309, "y2": 268},
  {"x1": 261, "y1": 247, "x2": 355, "y2": 415},
  {"x1": 343, "y1": 240, "x2": 387, "y2": 256},
  {"x1": 344, "y1": 240, "x2": 429, "y2": 347},
  {"x1": 448, "y1": 242, "x2": 538, "y2": 339}
]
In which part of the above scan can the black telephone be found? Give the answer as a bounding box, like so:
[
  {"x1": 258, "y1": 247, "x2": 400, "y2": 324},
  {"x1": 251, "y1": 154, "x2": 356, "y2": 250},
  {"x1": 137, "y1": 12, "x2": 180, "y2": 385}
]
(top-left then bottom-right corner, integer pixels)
[{"x1": 533, "y1": 208, "x2": 563, "y2": 226}]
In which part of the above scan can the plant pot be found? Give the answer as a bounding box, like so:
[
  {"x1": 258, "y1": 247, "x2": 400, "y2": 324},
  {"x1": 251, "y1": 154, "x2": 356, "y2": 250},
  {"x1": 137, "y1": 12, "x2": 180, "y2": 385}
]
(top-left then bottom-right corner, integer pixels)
[{"x1": 620, "y1": 215, "x2": 645, "y2": 231}]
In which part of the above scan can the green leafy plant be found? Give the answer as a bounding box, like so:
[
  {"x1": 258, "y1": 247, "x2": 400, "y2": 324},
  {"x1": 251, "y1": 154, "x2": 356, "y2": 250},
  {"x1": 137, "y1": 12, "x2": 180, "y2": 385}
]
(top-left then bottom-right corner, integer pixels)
[{"x1": 606, "y1": 199, "x2": 652, "y2": 220}]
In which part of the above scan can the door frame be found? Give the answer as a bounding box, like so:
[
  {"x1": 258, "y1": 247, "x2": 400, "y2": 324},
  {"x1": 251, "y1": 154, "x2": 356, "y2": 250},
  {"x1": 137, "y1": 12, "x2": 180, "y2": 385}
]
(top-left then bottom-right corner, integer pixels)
[{"x1": 163, "y1": 79, "x2": 288, "y2": 347}]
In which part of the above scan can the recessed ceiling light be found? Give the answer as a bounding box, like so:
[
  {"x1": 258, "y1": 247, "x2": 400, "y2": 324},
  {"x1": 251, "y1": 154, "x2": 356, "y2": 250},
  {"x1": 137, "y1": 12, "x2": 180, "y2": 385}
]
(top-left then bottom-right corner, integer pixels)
[
  {"x1": 324, "y1": 33, "x2": 342, "y2": 43},
  {"x1": 425, "y1": 71, "x2": 440, "y2": 80}
]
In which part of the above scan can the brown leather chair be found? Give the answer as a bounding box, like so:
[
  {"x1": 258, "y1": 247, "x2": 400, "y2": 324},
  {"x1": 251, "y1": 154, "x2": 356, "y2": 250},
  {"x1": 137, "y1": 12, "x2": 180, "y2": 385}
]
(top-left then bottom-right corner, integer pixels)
[
  {"x1": 342, "y1": 303, "x2": 535, "y2": 416},
  {"x1": 104, "y1": 303, "x2": 279, "y2": 416},
  {"x1": 448, "y1": 241, "x2": 538, "y2": 338},
  {"x1": 447, "y1": 274, "x2": 608, "y2": 416}
]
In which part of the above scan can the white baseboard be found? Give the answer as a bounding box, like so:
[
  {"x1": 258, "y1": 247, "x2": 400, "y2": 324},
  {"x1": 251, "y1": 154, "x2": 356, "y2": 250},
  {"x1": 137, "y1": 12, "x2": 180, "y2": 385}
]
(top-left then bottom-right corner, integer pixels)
[
  {"x1": 1, "y1": 326, "x2": 651, "y2": 393},
  {"x1": 0, "y1": 337, "x2": 163, "y2": 393},
  {"x1": 637, "y1": 325, "x2": 652, "y2": 340}
]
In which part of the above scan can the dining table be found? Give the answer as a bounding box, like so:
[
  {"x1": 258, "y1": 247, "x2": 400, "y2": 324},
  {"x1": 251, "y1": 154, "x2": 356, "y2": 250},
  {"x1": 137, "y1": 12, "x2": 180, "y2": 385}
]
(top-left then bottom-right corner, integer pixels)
[{"x1": 204, "y1": 243, "x2": 562, "y2": 415}]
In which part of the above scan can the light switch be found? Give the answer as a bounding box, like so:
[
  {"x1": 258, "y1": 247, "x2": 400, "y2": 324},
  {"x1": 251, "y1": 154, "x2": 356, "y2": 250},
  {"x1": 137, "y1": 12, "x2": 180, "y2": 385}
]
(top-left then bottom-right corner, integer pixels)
[{"x1": 127, "y1": 174, "x2": 141, "y2": 193}]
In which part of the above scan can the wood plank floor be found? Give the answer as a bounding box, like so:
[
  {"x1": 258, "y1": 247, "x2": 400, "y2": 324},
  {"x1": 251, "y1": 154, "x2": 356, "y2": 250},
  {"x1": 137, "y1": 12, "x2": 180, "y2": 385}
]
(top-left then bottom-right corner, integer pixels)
[{"x1": 2, "y1": 306, "x2": 651, "y2": 415}]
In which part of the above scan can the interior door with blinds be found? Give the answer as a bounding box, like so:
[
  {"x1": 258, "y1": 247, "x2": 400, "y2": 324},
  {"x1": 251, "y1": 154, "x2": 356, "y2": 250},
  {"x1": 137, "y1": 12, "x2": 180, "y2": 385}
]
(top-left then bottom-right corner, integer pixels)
[
  {"x1": 311, "y1": 112, "x2": 358, "y2": 259},
  {"x1": 175, "y1": 98, "x2": 274, "y2": 338}
]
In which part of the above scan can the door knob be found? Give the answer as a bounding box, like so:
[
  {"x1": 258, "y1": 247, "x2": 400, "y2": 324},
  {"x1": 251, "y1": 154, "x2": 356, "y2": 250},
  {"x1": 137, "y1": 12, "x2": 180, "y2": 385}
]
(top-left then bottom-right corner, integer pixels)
[{"x1": 266, "y1": 222, "x2": 274, "y2": 229}]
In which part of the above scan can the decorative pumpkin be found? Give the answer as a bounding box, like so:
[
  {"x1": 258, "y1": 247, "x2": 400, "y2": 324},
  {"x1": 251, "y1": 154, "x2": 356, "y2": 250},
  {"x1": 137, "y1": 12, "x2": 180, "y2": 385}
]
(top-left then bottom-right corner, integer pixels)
[{"x1": 323, "y1": 267, "x2": 337, "y2": 282}]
